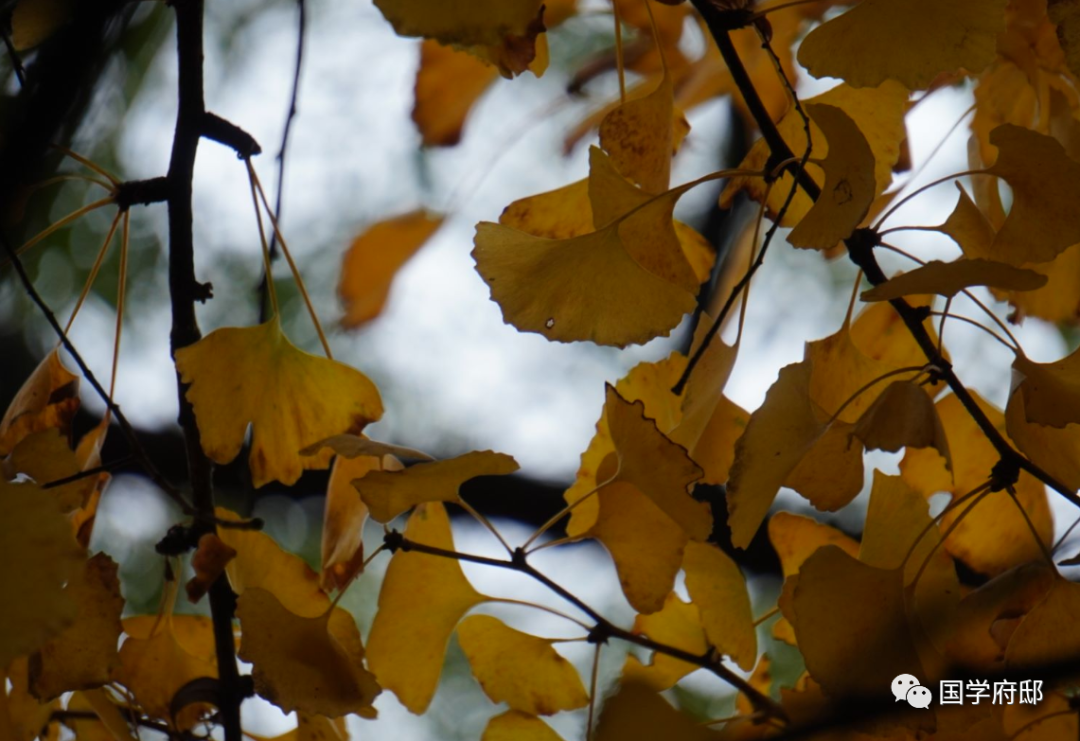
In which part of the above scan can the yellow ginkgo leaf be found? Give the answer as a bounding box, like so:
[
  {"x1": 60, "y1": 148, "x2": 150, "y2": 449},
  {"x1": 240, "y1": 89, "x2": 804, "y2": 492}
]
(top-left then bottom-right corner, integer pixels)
[
  {"x1": 720, "y1": 81, "x2": 909, "y2": 229},
  {"x1": 2, "y1": 658, "x2": 56, "y2": 741},
  {"x1": 622, "y1": 592, "x2": 707, "y2": 691},
  {"x1": 413, "y1": 41, "x2": 499, "y2": 146},
  {"x1": 236, "y1": 587, "x2": 380, "y2": 717},
  {"x1": 768, "y1": 512, "x2": 860, "y2": 580},
  {"x1": 1050, "y1": 0, "x2": 1080, "y2": 80},
  {"x1": 862, "y1": 259, "x2": 1047, "y2": 302},
  {"x1": 945, "y1": 561, "x2": 1055, "y2": 671},
  {"x1": 29, "y1": 553, "x2": 123, "y2": 701},
  {"x1": 174, "y1": 318, "x2": 383, "y2": 488},
  {"x1": 938, "y1": 183, "x2": 996, "y2": 258},
  {"x1": 320, "y1": 453, "x2": 384, "y2": 593},
  {"x1": 63, "y1": 690, "x2": 138, "y2": 741},
  {"x1": 598, "y1": 68, "x2": 684, "y2": 194},
  {"x1": 682, "y1": 541, "x2": 756, "y2": 671},
  {"x1": 115, "y1": 611, "x2": 217, "y2": 729},
  {"x1": 1005, "y1": 576, "x2": 1080, "y2": 669},
  {"x1": 0, "y1": 349, "x2": 79, "y2": 456},
  {"x1": 481, "y1": 710, "x2": 565, "y2": 741},
  {"x1": 372, "y1": 0, "x2": 545, "y2": 77},
  {"x1": 787, "y1": 104, "x2": 876, "y2": 250},
  {"x1": 366, "y1": 503, "x2": 487, "y2": 713},
  {"x1": 588, "y1": 481, "x2": 689, "y2": 614},
  {"x1": 726, "y1": 361, "x2": 826, "y2": 549},
  {"x1": 782, "y1": 422, "x2": 864, "y2": 512},
  {"x1": 852, "y1": 380, "x2": 952, "y2": 466},
  {"x1": 357, "y1": 450, "x2": 518, "y2": 524},
  {"x1": 499, "y1": 179, "x2": 593, "y2": 240},
  {"x1": 216, "y1": 508, "x2": 330, "y2": 618},
  {"x1": 1006, "y1": 387, "x2": 1080, "y2": 493},
  {"x1": 0, "y1": 481, "x2": 82, "y2": 669},
  {"x1": 792, "y1": 547, "x2": 922, "y2": 699},
  {"x1": 338, "y1": 211, "x2": 443, "y2": 328},
  {"x1": 4, "y1": 429, "x2": 97, "y2": 514},
  {"x1": 985, "y1": 124, "x2": 1080, "y2": 265},
  {"x1": 1013, "y1": 347, "x2": 1080, "y2": 429},
  {"x1": 604, "y1": 384, "x2": 708, "y2": 540},
  {"x1": 594, "y1": 681, "x2": 721, "y2": 741},
  {"x1": 303, "y1": 433, "x2": 431, "y2": 462},
  {"x1": 797, "y1": 0, "x2": 1005, "y2": 90},
  {"x1": 457, "y1": 615, "x2": 588, "y2": 715}
]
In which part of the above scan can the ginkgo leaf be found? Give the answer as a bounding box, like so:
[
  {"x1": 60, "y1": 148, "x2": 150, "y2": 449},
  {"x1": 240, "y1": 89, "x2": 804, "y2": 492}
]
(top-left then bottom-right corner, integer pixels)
[
  {"x1": 373, "y1": 0, "x2": 545, "y2": 77},
  {"x1": 0, "y1": 349, "x2": 79, "y2": 456},
  {"x1": 499, "y1": 179, "x2": 593, "y2": 240},
  {"x1": 185, "y1": 534, "x2": 236, "y2": 604},
  {"x1": 482, "y1": 711, "x2": 565, "y2": 741},
  {"x1": 862, "y1": 259, "x2": 1047, "y2": 302},
  {"x1": 768, "y1": 512, "x2": 859, "y2": 580},
  {"x1": 303, "y1": 434, "x2": 432, "y2": 462},
  {"x1": 938, "y1": 183, "x2": 996, "y2": 258},
  {"x1": 457, "y1": 615, "x2": 588, "y2": 715},
  {"x1": 366, "y1": 503, "x2": 487, "y2": 713},
  {"x1": 682, "y1": 542, "x2": 756, "y2": 671},
  {"x1": 64, "y1": 689, "x2": 139, "y2": 741},
  {"x1": 594, "y1": 681, "x2": 721, "y2": 741},
  {"x1": 1005, "y1": 388, "x2": 1080, "y2": 493},
  {"x1": 985, "y1": 124, "x2": 1080, "y2": 265},
  {"x1": 216, "y1": 508, "x2": 331, "y2": 618},
  {"x1": 4, "y1": 429, "x2": 97, "y2": 514},
  {"x1": 901, "y1": 392, "x2": 1053, "y2": 575},
  {"x1": 2, "y1": 657, "x2": 55, "y2": 741},
  {"x1": 29, "y1": 553, "x2": 123, "y2": 701},
  {"x1": 356, "y1": 450, "x2": 518, "y2": 523},
  {"x1": 588, "y1": 481, "x2": 689, "y2": 614},
  {"x1": 852, "y1": 380, "x2": 952, "y2": 466},
  {"x1": 792, "y1": 546, "x2": 922, "y2": 699},
  {"x1": 174, "y1": 318, "x2": 383, "y2": 488},
  {"x1": 236, "y1": 587, "x2": 380, "y2": 717},
  {"x1": 1003, "y1": 690, "x2": 1079, "y2": 741},
  {"x1": 0, "y1": 480, "x2": 82, "y2": 669},
  {"x1": 1005, "y1": 576, "x2": 1080, "y2": 669},
  {"x1": 598, "y1": 67, "x2": 682, "y2": 194},
  {"x1": 116, "y1": 611, "x2": 218, "y2": 729},
  {"x1": 782, "y1": 422, "x2": 865, "y2": 512},
  {"x1": 413, "y1": 41, "x2": 499, "y2": 146},
  {"x1": 622, "y1": 592, "x2": 707, "y2": 691},
  {"x1": 320, "y1": 453, "x2": 386, "y2": 593},
  {"x1": 726, "y1": 360, "x2": 825, "y2": 549},
  {"x1": 720, "y1": 81, "x2": 909, "y2": 227},
  {"x1": 1013, "y1": 347, "x2": 1080, "y2": 429},
  {"x1": 945, "y1": 561, "x2": 1055, "y2": 671},
  {"x1": 338, "y1": 211, "x2": 443, "y2": 328},
  {"x1": 604, "y1": 384, "x2": 708, "y2": 540},
  {"x1": 797, "y1": 0, "x2": 1005, "y2": 90},
  {"x1": 472, "y1": 218, "x2": 696, "y2": 347},
  {"x1": 787, "y1": 104, "x2": 876, "y2": 250}
]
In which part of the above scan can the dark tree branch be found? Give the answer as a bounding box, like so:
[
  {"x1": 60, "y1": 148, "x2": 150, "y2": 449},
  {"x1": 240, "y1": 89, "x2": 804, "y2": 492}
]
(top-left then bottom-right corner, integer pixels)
[
  {"x1": 165, "y1": 2, "x2": 243, "y2": 740},
  {"x1": 201, "y1": 112, "x2": 261, "y2": 158}
]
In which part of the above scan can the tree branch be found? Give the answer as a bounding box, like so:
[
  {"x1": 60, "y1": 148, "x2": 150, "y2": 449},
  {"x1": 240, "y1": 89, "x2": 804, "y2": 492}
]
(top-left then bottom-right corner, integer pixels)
[{"x1": 165, "y1": 2, "x2": 243, "y2": 740}]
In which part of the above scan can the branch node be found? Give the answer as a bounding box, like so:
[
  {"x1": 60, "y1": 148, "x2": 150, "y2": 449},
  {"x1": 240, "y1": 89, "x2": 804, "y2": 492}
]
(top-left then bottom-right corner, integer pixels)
[
  {"x1": 194, "y1": 280, "x2": 213, "y2": 303},
  {"x1": 990, "y1": 457, "x2": 1021, "y2": 493},
  {"x1": 156, "y1": 524, "x2": 200, "y2": 556},
  {"x1": 587, "y1": 624, "x2": 611, "y2": 645},
  {"x1": 511, "y1": 546, "x2": 529, "y2": 569},
  {"x1": 114, "y1": 177, "x2": 169, "y2": 210},
  {"x1": 705, "y1": 6, "x2": 754, "y2": 31},
  {"x1": 201, "y1": 112, "x2": 262, "y2": 159},
  {"x1": 845, "y1": 227, "x2": 882, "y2": 276},
  {"x1": 384, "y1": 529, "x2": 404, "y2": 553}
]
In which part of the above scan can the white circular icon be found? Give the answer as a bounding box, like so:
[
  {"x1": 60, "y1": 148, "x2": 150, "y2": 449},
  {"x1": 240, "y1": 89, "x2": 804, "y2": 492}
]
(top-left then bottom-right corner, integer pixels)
[
  {"x1": 906, "y1": 685, "x2": 932, "y2": 709},
  {"x1": 891, "y1": 674, "x2": 921, "y2": 703}
]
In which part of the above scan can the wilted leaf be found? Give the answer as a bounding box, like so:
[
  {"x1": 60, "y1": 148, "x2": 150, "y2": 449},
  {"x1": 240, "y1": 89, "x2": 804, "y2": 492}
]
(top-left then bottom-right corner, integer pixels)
[
  {"x1": 356, "y1": 450, "x2": 518, "y2": 523},
  {"x1": 236, "y1": 587, "x2": 380, "y2": 717},
  {"x1": 320, "y1": 453, "x2": 386, "y2": 592},
  {"x1": 0, "y1": 349, "x2": 79, "y2": 456},
  {"x1": 338, "y1": 211, "x2": 443, "y2": 328},
  {"x1": 787, "y1": 104, "x2": 876, "y2": 250},
  {"x1": 185, "y1": 534, "x2": 236, "y2": 604},
  {"x1": 175, "y1": 318, "x2": 383, "y2": 487},
  {"x1": 1050, "y1": 0, "x2": 1080, "y2": 80},
  {"x1": 30, "y1": 553, "x2": 123, "y2": 700},
  {"x1": 862, "y1": 259, "x2": 1047, "y2": 301},
  {"x1": 366, "y1": 503, "x2": 487, "y2": 713},
  {"x1": 458, "y1": 615, "x2": 588, "y2": 715},
  {"x1": 798, "y1": 0, "x2": 1005, "y2": 90},
  {"x1": 682, "y1": 541, "x2": 756, "y2": 670}
]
